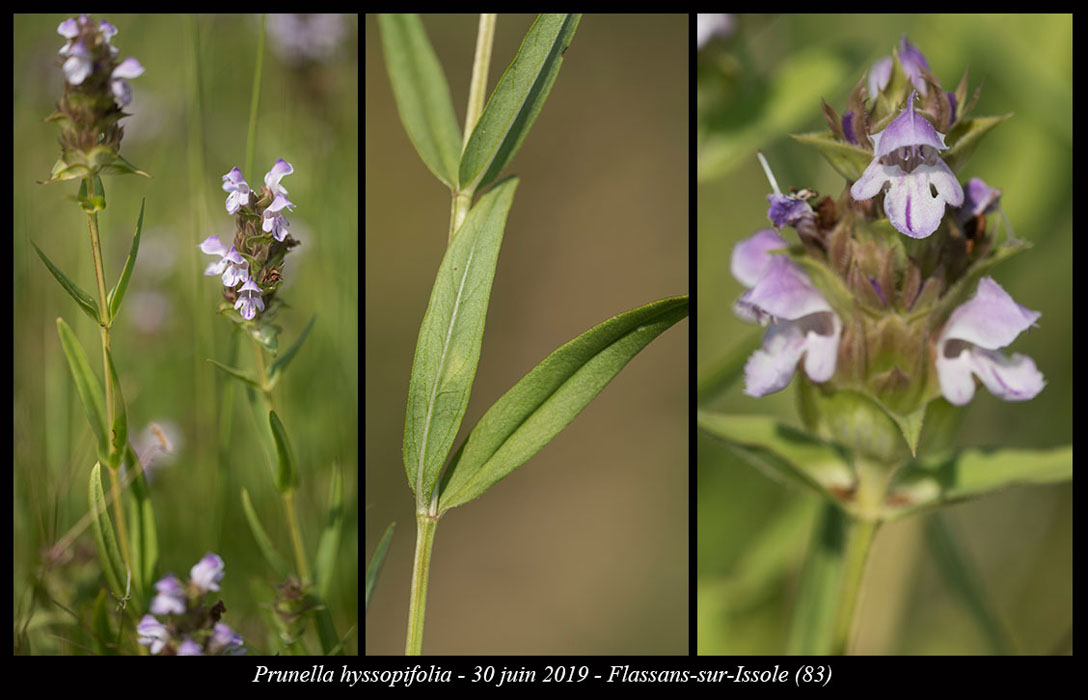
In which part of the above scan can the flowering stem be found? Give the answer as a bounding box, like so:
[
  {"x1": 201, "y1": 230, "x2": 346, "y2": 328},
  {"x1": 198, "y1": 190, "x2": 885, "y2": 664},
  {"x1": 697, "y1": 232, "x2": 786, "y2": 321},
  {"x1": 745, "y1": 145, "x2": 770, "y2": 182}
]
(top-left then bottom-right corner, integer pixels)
[
  {"x1": 85, "y1": 182, "x2": 132, "y2": 570},
  {"x1": 832, "y1": 515, "x2": 879, "y2": 654},
  {"x1": 448, "y1": 14, "x2": 496, "y2": 244},
  {"x1": 462, "y1": 14, "x2": 496, "y2": 152},
  {"x1": 405, "y1": 512, "x2": 439, "y2": 655}
]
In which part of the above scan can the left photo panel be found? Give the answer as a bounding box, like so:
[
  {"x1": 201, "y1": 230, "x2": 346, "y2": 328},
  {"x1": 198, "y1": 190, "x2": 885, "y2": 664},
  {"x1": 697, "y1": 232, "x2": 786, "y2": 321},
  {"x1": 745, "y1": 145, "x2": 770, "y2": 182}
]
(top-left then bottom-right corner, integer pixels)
[{"x1": 365, "y1": 14, "x2": 690, "y2": 654}]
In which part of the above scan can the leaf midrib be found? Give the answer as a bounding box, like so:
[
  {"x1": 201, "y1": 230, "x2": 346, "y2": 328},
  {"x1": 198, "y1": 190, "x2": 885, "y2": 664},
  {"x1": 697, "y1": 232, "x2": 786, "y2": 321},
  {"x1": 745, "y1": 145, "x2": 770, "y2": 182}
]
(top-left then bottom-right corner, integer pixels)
[{"x1": 415, "y1": 240, "x2": 479, "y2": 504}]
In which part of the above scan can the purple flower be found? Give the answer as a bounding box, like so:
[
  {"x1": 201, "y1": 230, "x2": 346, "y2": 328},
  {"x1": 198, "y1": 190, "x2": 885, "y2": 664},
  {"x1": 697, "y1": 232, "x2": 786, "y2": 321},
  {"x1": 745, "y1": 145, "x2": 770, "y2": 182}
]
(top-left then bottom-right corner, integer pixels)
[
  {"x1": 766, "y1": 193, "x2": 814, "y2": 230},
  {"x1": 958, "y1": 177, "x2": 1002, "y2": 222},
  {"x1": 177, "y1": 639, "x2": 204, "y2": 656},
  {"x1": 137, "y1": 615, "x2": 170, "y2": 655},
  {"x1": 936, "y1": 277, "x2": 1044, "y2": 406},
  {"x1": 198, "y1": 235, "x2": 249, "y2": 288},
  {"x1": 233, "y1": 279, "x2": 265, "y2": 321},
  {"x1": 109, "y1": 57, "x2": 144, "y2": 107},
  {"x1": 898, "y1": 35, "x2": 931, "y2": 96},
  {"x1": 149, "y1": 574, "x2": 187, "y2": 615},
  {"x1": 263, "y1": 158, "x2": 293, "y2": 200},
  {"x1": 850, "y1": 92, "x2": 964, "y2": 239},
  {"x1": 732, "y1": 229, "x2": 842, "y2": 397},
  {"x1": 61, "y1": 41, "x2": 93, "y2": 85},
  {"x1": 207, "y1": 623, "x2": 246, "y2": 655},
  {"x1": 262, "y1": 195, "x2": 293, "y2": 242},
  {"x1": 190, "y1": 553, "x2": 225, "y2": 593},
  {"x1": 868, "y1": 56, "x2": 892, "y2": 99},
  {"x1": 100, "y1": 20, "x2": 120, "y2": 57},
  {"x1": 222, "y1": 167, "x2": 251, "y2": 215}
]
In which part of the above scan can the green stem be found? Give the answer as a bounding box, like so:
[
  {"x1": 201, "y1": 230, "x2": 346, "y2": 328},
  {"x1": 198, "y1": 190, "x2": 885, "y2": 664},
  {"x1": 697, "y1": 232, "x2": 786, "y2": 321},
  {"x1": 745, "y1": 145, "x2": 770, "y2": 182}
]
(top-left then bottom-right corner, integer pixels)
[
  {"x1": 85, "y1": 185, "x2": 132, "y2": 570},
  {"x1": 282, "y1": 490, "x2": 312, "y2": 584},
  {"x1": 832, "y1": 516, "x2": 879, "y2": 654},
  {"x1": 448, "y1": 14, "x2": 496, "y2": 244},
  {"x1": 405, "y1": 513, "x2": 439, "y2": 655},
  {"x1": 462, "y1": 14, "x2": 496, "y2": 152}
]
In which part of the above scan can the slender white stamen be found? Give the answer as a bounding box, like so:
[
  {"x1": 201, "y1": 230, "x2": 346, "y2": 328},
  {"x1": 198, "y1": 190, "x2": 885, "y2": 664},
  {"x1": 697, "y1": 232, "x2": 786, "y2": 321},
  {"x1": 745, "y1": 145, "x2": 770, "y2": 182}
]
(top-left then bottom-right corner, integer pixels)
[
  {"x1": 999, "y1": 208, "x2": 1020, "y2": 244},
  {"x1": 756, "y1": 152, "x2": 782, "y2": 196}
]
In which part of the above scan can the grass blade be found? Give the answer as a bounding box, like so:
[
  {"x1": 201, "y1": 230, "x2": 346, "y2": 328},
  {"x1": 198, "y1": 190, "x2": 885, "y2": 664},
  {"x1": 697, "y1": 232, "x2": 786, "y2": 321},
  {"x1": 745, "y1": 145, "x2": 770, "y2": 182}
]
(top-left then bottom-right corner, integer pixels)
[
  {"x1": 240, "y1": 488, "x2": 290, "y2": 578},
  {"x1": 403, "y1": 177, "x2": 519, "y2": 506},
  {"x1": 107, "y1": 199, "x2": 145, "y2": 319},
  {"x1": 378, "y1": 14, "x2": 463, "y2": 189},
  {"x1": 438, "y1": 295, "x2": 688, "y2": 512},
  {"x1": 34, "y1": 243, "x2": 101, "y2": 324},
  {"x1": 459, "y1": 14, "x2": 580, "y2": 194},
  {"x1": 365, "y1": 522, "x2": 396, "y2": 612},
  {"x1": 314, "y1": 464, "x2": 344, "y2": 600}
]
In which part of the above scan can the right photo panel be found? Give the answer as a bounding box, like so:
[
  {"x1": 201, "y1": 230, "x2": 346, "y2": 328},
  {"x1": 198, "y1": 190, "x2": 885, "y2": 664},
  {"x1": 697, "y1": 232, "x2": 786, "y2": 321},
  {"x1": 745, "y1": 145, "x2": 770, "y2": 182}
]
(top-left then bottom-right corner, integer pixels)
[{"x1": 696, "y1": 14, "x2": 1071, "y2": 655}]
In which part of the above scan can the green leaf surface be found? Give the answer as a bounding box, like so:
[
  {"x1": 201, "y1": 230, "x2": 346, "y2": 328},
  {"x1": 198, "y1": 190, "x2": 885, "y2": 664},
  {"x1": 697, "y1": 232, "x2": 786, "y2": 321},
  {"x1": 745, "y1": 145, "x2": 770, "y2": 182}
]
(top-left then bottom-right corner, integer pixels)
[
  {"x1": 105, "y1": 350, "x2": 127, "y2": 470},
  {"x1": 269, "y1": 411, "x2": 299, "y2": 492},
  {"x1": 125, "y1": 443, "x2": 158, "y2": 608},
  {"x1": 365, "y1": 522, "x2": 396, "y2": 612},
  {"x1": 249, "y1": 322, "x2": 281, "y2": 355},
  {"x1": 943, "y1": 113, "x2": 1013, "y2": 174},
  {"x1": 240, "y1": 488, "x2": 290, "y2": 578},
  {"x1": 57, "y1": 318, "x2": 109, "y2": 462},
  {"x1": 90, "y1": 589, "x2": 116, "y2": 655},
  {"x1": 89, "y1": 462, "x2": 127, "y2": 605},
  {"x1": 787, "y1": 503, "x2": 847, "y2": 654},
  {"x1": 206, "y1": 358, "x2": 262, "y2": 389},
  {"x1": 34, "y1": 243, "x2": 101, "y2": 324},
  {"x1": 267, "y1": 315, "x2": 316, "y2": 389},
  {"x1": 885, "y1": 445, "x2": 1072, "y2": 519},
  {"x1": 438, "y1": 296, "x2": 688, "y2": 512},
  {"x1": 378, "y1": 14, "x2": 463, "y2": 189},
  {"x1": 314, "y1": 465, "x2": 344, "y2": 600},
  {"x1": 459, "y1": 14, "x2": 581, "y2": 194},
  {"x1": 100, "y1": 152, "x2": 151, "y2": 178},
  {"x1": 107, "y1": 199, "x2": 145, "y2": 320},
  {"x1": 790, "y1": 131, "x2": 874, "y2": 182},
  {"x1": 403, "y1": 178, "x2": 519, "y2": 505},
  {"x1": 698, "y1": 411, "x2": 855, "y2": 504}
]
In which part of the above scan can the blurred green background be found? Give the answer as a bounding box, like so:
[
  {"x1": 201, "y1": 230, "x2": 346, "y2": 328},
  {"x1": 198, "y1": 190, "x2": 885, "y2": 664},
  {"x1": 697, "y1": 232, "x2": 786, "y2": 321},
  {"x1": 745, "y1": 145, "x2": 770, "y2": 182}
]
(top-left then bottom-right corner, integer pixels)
[
  {"x1": 698, "y1": 15, "x2": 1071, "y2": 654},
  {"x1": 13, "y1": 14, "x2": 359, "y2": 654},
  {"x1": 365, "y1": 14, "x2": 688, "y2": 654}
]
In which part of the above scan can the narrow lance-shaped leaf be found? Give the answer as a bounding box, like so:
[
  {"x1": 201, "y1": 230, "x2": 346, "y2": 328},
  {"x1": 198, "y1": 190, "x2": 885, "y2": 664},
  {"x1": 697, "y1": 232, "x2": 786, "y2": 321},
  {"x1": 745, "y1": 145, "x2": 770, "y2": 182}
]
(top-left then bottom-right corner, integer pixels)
[
  {"x1": 125, "y1": 443, "x2": 158, "y2": 605},
  {"x1": 105, "y1": 350, "x2": 127, "y2": 470},
  {"x1": 240, "y1": 488, "x2": 290, "y2": 578},
  {"x1": 403, "y1": 177, "x2": 519, "y2": 506},
  {"x1": 314, "y1": 464, "x2": 344, "y2": 600},
  {"x1": 107, "y1": 199, "x2": 145, "y2": 319},
  {"x1": 90, "y1": 589, "x2": 117, "y2": 655},
  {"x1": 206, "y1": 358, "x2": 262, "y2": 389},
  {"x1": 267, "y1": 315, "x2": 317, "y2": 389},
  {"x1": 57, "y1": 318, "x2": 109, "y2": 464},
  {"x1": 366, "y1": 522, "x2": 396, "y2": 612},
  {"x1": 459, "y1": 14, "x2": 581, "y2": 194},
  {"x1": 269, "y1": 411, "x2": 299, "y2": 492},
  {"x1": 884, "y1": 445, "x2": 1072, "y2": 520},
  {"x1": 438, "y1": 296, "x2": 688, "y2": 513},
  {"x1": 89, "y1": 462, "x2": 127, "y2": 605},
  {"x1": 697, "y1": 411, "x2": 855, "y2": 508},
  {"x1": 378, "y1": 14, "x2": 463, "y2": 189},
  {"x1": 35, "y1": 243, "x2": 101, "y2": 324}
]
